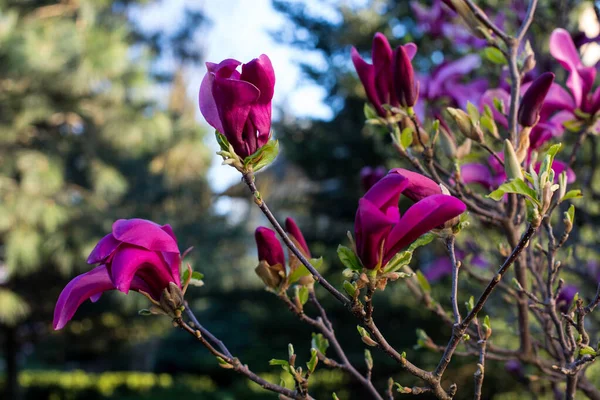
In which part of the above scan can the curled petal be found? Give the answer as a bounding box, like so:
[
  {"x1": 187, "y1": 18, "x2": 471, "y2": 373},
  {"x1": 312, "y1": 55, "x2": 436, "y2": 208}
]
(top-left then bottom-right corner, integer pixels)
[
  {"x1": 241, "y1": 54, "x2": 275, "y2": 137},
  {"x1": 87, "y1": 233, "x2": 120, "y2": 264},
  {"x1": 53, "y1": 265, "x2": 115, "y2": 330},
  {"x1": 363, "y1": 173, "x2": 408, "y2": 219},
  {"x1": 390, "y1": 168, "x2": 441, "y2": 202},
  {"x1": 351, "y1": 47, "x2": 382, "y2": 115},
  {"x1": 373, "y1": 33, "x2": 395, "y2": 106},
  {"x1": 383, "y1": 195, "x2": 466, "y2": 265},
  {"x1": 112, "y1": 219, "x2": 180, "y2": 253}
]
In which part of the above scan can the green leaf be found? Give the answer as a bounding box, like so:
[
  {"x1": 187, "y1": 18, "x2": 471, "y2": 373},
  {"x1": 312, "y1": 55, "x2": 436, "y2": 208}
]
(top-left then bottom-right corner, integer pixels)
[
  {"x1": 400, "y1": 126, "x2": 413, "y2": 149},
  {"x1": 296, "y1": 286, "x2": 309, "y2": 306},
  {"x1": 138, "y1": 309, "x2": 153, "y2": 316},
  {"x1": 382, "y1": 250, "x2": 412, "y2": 273},
  {"x1": 332, "y1": 393, "x2": 340, "y2": 400},
  {"x1": 364, "y1": 349, "x2": 373, "y2": 370},
  {"x1": 567, "y1": 204, "x2": 575, "y2": 223},
  {"x1": 482, "y1": 315, "x2": 491, "y2": 331},
  {"x1": 215, "y1": 131, "x2": 230, "y2": 152},
  {"x1": 483, "y1": 47, "x2": 506, "y2": 64},
  {"x1": 488, "y1": 178, "x2": 539, "y2": 205},
  {"x1": 307, "y1": 348, "x2": 319, "y2": 373},
  {"x1": 311, "y1": 333, "x2": 329, "y2": 356},
  {"x1": 562, "y1": 190, "x2": 582, "y2": 201},
  {"x1": 465, "y1": 296, "x2": 475, "y2": 312},
  {"x1": 409, "y1": 232, "x2": 436, "y2": 251},
  {"x1": 337, "y1": 245, "x2": 362, "y2": 271},
  {"x1": 243, "y1": 139, "x2": 279, "y2": 172},
  {"x1": 363, "y1": 103, "x2": 378, "y2": 120},
  {"x1": 288, "y1": 343, "x2": 295, "y2": 359},
  {"x1": 579, "y1": 346, "x2": 597, "y2": 357},
  {"x1": 480, "y1": 115, "x2": 499, "y2": 139},
  {"x1": 269, "y1": 359, "x2": 290, "y2": 367},
  {"x1": 343, "y1": 280, "x2": 357, "y2": 297},
  {"x1": 416, "y1": 270, "x2": 431, "y2": 293},
  {"x1": 395, "y1": 382, "x2": 407, "y2": 393}
]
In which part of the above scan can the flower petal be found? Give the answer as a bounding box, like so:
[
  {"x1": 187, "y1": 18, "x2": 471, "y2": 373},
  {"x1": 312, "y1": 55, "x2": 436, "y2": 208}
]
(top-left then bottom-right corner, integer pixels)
[
  {"x1": 87, "y1": 233, "x2": 120, "y2": 264},
  {"x1": 383, "y1": 195, "x2": 466, "y2": 264},
  {"x1": 285, "y1": 218, "x2": 311, "y2": 257},
  {"x1": 373, "y1": 33, "x2": 395, "y2": 106},
  {"x1": 53, "y1": 265, "x2": 115, "y2": 330},
  {"x1": 550, "y1": 28, "x2": 586, "y2": 106},
  {"x1": 460, "y1": 163, "x2": 494, "y2": 189},
  {"x1": 351, "y1": 47, "x2": 382, "y2": 115},
  {"x1": 390, "y1": 168, "x2": 441, "y2": 202},
  {"x1": 363, "y1": 172, "x2": 408, "y2": 219},
  {"x1": 112, "y1": 219, "x2": 180, "y2": 253},
  {"x1": 199, "y1": 59, "x2": 242, "y2": 133},
  {"x1": 241, "y1": 54, "x2": 275, "y2": 137},
  {"x1": 355, "y1": 198, "x2": 396, "y2": 269},
  {"x1": 110, "y1": 246, "x2": 175, "y2": 294}
]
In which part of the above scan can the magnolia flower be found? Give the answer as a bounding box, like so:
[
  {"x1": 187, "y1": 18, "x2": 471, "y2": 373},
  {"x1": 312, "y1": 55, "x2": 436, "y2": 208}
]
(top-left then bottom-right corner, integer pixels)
[
  {"x1": 53, "y1": 219, "x2": 182, "y2": 330},
  {"x1": 199, "y1": 55, "x2": 275, "y2": 158},
  {"x1": 518, "y1": 72, "x2": 555, "y2": 127},
  {"x1": 423, "y1": 250, "x2": 488, "y2": 282},
  {"x1": 556, "y1": 285, "x2": 578, "y2": 313},
  {"x1": 351, "y1": 33, "x2": 417, "y2": 116},
  {"x1": 354, "y1": 169, "x2": 466, "y2": 270}
]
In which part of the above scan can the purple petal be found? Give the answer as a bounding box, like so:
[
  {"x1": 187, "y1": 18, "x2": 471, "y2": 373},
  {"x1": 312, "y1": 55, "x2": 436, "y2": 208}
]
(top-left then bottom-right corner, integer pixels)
[
  {"x1": 355, "y1": 198, "x2": 396, "y2": 270},
  {"x1": 112, "y1": 219, "x2": 180, "y2": 253},
  {"x1": 363, "y1": 173, "x2": 408, "y2": 219},
  {"x1": 404, "y1": 43, "x2": 418, "y2": 60},
  {"x1": 87, "y1": 233, "x2": 120, "y2": 264},
  {"x1": 241, "y1": 54, "x2": 275, "y2": 137},
  {"x1": 372, "y1": 33, "x2": 395, "y2": 106},
  {"x1": 534, "y1": 82, "x2": 576, "y2": 117},
  {"x1": 255, "y1": 227, "x2": 285, "y2": 267},
  {"x1": 423, "y1": 258, "x2": 452, "y2": 282},
  {"x1": 53, "y1": 265, "x2": 115, "y2": 330},
  {"x1": 199, "y1": 59, "x2": 242, "y2": 133},
  {"x1": 383, "y1": 195, "x2": 466, "y2": 264},
  {"x1": 110, "y1": 246, "x2": 175, "y2": 294},
  {"x1": 351, "y1": 47, "x2": 382, "y2": 116},
  {"x1": 285, "y1": 218, "x2": 311, "y2": 257},
  {"x1": 461, "y1": 163, "x2": 494, "y2": 189},
  {"x1": 435, "y1": 54, "x2": 481, "y2": 84},
  {"x1": 212, "y1": 76, "x2": 261, "y2": 158},
  {"x1": 390, "y1": 168, "x2": 441, "y2": 202},
  {"x1": 550, "y1": 28, "x2": 586, "y2": 106}
]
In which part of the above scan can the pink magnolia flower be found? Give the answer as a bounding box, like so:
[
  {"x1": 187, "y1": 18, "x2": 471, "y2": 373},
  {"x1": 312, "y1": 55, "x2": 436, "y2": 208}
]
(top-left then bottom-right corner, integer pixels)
[
  {"x1": 354, "y1": 169, "x2": 466, "y2": 270},
  {"x1": 351, "y1": 33, "x2": 417, "y2": 116},
  {"x1": 199, "y1": 55, "x2": 275, "y2": 158},
  {"x1": 53, "y1": 219, "x2": 182, "y2": 330}
]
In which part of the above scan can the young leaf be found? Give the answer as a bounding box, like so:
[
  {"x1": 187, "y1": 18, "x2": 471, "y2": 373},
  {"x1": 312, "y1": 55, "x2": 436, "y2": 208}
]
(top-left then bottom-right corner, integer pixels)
[
  {"x1": 311, "y1": 333, "x2": 329, "y2": 356},
  {"x1": 401, "y1": 126, "x2": 413, "y2": 149},
  {"x1": 364, "y1": 103, "x2": 378, "y2": 120},
  {"x1": 244, "y1": 140, "x2": 279, "y2": 172},
  {"x1": 296, "y1": 286, "x2": 309, "y2": 306},
  {"x1": 307, "y1": 348, "x2": 319, "y2": 373},
  {"x1": 364, "y1": 349, "x2": 373, "y2": 370},
  {"x1": 337, "y1": 245, "x2": 362, "y2": 271},
  {"x1": 488, "y1": 179, "x2": 539, "y2": 205},
  {"x1": 562, "y1": 190, "x2": 582, "y2": 201},
  {"x1": 416, "y1": 270, "x2": 431, "y2": 293},
  {"x1": 483, "y1": 47, "x2": 506, "y2": 64}
]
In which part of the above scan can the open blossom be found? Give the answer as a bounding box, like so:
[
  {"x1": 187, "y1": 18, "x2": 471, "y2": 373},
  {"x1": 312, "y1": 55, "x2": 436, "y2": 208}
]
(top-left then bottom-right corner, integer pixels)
[
  {"x1": 354, "y1": 169, "x2": 466, "y2": 270},
  {"x1": 53, "y1": 219, "x2": 182, "y2": 330},
  {"x1": 199, "y1": 55, "x2": 275, "y2": 158},
  {"x1": 351, "y1": 33, "x2": 417, "y2": 116}
]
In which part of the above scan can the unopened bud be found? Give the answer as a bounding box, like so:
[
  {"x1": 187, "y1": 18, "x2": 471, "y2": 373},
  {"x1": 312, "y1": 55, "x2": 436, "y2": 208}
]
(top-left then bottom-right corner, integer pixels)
[
  {"x1": 255, "y1": 260, "x2": 284, "y2": 289},
  {"x1": 523, "y1": 54, "x2": 536, "y2": 74},
  {"x1": 438, "y1": 126, "x2": 457, "y2": 159},
  {"x1": 393, "y1": 45, "x2": 419, "y2": 108},
  {"x1": 456, "y1": 138, "x2": 472, "y2": 159},
  {"x1": 503, "y1": 140, "x2": 523, "y2": 180},
  {"x1": 446, "y1": 108, "x2": 484, "y2": 143},
  {"x1": 518, "y1": 72, "x2": 555, "y2": 127}
]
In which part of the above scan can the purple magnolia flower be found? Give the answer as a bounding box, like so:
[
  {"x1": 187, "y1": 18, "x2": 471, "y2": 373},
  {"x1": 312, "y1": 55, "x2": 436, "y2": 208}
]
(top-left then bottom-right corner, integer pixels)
[
  {"x1": 360, "y1": 166, "x2": 387, "y2": 192},
  {"x1": 354, "y1": 169, "x2": 466, "y2": 270},
  {"x1": 351, "y1": 33, "x2": 417, "y2": 117},
  {"x1": 256, "y1": 226, "x2": 285, "y2": 267},
  {"x1": 416, "y1": 55, "x2": 488, "y2": 119},
  {"x1": 423, "y1": 250, "x2": 488, "y2": 282},
  {"x1": 285, "y1": 217, "x2": 311, "y2": 258},
  {"x1": 53, "y1": 219, "x2": 182, "y2": 330},
  {"x1": 199, "y1": 55, "x2": 275, "y2": 158},
  {"x1": 556, "y1": 285, "x2": 578, "y2": 313},
  {"x1": 549, "y1": 28, "x2": 599, "y2": 116}
]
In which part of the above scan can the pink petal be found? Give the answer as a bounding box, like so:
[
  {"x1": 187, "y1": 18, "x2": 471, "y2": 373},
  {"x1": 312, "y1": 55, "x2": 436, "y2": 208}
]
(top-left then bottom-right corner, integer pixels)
[
  {"x1": 363, "y1": 173, "x2": 408, "y2": 219},
  {"x1": 112, "y1": 219, "x2": 180, "y2": 253},
  {"x1": 383, "y1": 195, "x2": 466, "y2": 265},
  {"x1": 241, "y1": 54, "x2": 275, "y2": 137},
  {"x1": 372, "y1": 33, "x2": 395, "y2": 106},
  {"x1": 355, "y1": 198, "x2": 396, "y2": 270},
  {"x1": 550, "y1": 28, "x2": 585, "y2": 106},
  {"x1": 351, "y1": 47, "x2": 382, "y2": 115},
  {"x1": 390, "y1": 168, "x2": 441, "y2": 202},
  {"x1": 109, "y1": 246, "x2": 176, "y2": 294},
  {"x1": 435, "y1": 54, "x2": 481, "y2": 84},
  {"x1": 87, "y1": 233, "x2": 120, "y2": 264},
  {"x1": 53, "y1": 265, "x2": 114, "y2": 330},
  {"x1": 255, "y1": 227, "x2": 285, "y2": 267},
  {"x1": 404, "y1": 43, "x2": 418, "y2": 60},
  {"x1": 461, "y1": 163, "x2": 494, "y2": 189},
  {"x1": 199, "y1": 59, "x2": 242, "y2": 133}
]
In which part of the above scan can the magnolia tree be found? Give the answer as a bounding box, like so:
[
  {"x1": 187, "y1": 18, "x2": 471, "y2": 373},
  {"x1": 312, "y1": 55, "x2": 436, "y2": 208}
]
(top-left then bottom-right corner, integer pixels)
[{"x1": 52, "y1": 1, "x2": 600, "y2": 399}]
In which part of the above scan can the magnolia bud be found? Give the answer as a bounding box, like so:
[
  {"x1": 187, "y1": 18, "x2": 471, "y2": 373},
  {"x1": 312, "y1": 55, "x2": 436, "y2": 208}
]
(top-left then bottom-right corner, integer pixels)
[
  {"x1": 446, "y1": 108, "x2": 484, "y2": 143},
  {"x1": 255, "y1": 260, "x2": 284, "y2": 289},
  {"x1": 503, "y1": 139, "x2": 523, "y2": 180},
  {"x1": 393, "y1": 45, "x2": 418, "y2": 108},
  {"x1": 518, "y1": 72, "x2": 555, "y2": 127},
  {"x1": 438, "y1": 126, "x2": 457, "y2": 159}
]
